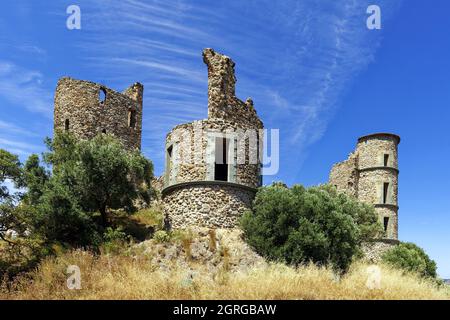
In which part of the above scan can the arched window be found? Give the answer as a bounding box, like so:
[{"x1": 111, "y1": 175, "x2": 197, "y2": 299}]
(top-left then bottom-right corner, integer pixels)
[
  {"x1": 99, "y1": 88, "x2": 107, "y2": 104},
  {"x1": 64, "y1": 119, "x2": 69, "y2": 131},
  {"x1": 128, "y1": 109, "x2": 137, "y2": 128}
]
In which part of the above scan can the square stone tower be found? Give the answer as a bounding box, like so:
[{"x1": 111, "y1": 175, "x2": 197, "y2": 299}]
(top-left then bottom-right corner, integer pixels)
[{"x1": 53, "y1": 77, "x2": 143, "y2": 150}]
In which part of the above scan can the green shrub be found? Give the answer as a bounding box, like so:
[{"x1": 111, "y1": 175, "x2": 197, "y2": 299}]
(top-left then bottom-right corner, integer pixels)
[
  {"x1": 241, "y1": 183, "x2": 382, "y2": 272},
  {"x1": 103, "y1": 227, "x2": 128, "y2": 243},
  {"x1": 382, "y1": 242, "x2": 437, "y2": 279},
  {"x1": 153, "y1": 230, "x2": 170, "y2": 243},
  {"x1": 23, "y1": 132, "x2": 154, "y2": 247},
  {"x1": 101, "y1": 227, "x2": 130, "y2": 255}
]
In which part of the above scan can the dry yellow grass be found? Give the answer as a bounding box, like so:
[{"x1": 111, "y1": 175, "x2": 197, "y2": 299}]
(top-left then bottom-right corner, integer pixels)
[{"x1": 1, "y1": 249, "x2": 449, "y2": 300}]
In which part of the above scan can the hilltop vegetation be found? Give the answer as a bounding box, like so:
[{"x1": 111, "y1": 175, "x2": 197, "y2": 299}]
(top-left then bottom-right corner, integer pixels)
[
  {"x1": 241, "y1": 183, "x2": 383, "y2": 272},
  {"x1": 0, "y1": 133, "x2": 446, "y2": 300},
  {"x1": 1, "y1": 233, "x2": 449, "y2": 300},
  {"x1": 0, "y1": 132, "x2": 154, "y2": 278}
]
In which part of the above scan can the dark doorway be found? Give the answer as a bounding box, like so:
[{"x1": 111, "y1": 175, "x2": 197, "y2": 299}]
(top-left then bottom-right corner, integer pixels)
[{"x1": 214, "y1": 137, "x2": 229, "y2": 181}]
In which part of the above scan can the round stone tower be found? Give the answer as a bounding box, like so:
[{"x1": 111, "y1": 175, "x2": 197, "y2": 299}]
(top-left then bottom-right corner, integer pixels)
[
  {"x1": 356, "y1": 133, "x2": 400, "y2": 240},
  {"x1": 162, "y1": 49, "x2": 263, "y2": 229}
]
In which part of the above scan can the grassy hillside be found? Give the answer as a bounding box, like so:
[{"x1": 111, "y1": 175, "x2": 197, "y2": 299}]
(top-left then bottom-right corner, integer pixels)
[
  {"x1": 1, "y1": 244, "x2": 449, "y2": 300},
  {"x1": 1, "y1": 208, "x2": 449, "y2": 300}
]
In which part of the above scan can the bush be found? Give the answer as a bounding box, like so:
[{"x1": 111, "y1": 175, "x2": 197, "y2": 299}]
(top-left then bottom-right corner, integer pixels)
[
  {"x1": 101, "y1": 227, "x2": 130, "y2": 255},
  {"x1": 31, "y1": 177, "x2": 101, "y2": 248},
  {"x1": 153, "y1": 230, "x2": 170, "y2": 243},
  {"x1": 22, "y1": 132, "x2": 154, "y2": 247},
  {"x1": 241, "y1": 183, "x2": 382, "y2": 272},
  {"x1": 44, "y1": 132, "x2": 154, "y2": 227},
  {"x1": 382, "y1": 242, "x2": 437, "y2": 279}
]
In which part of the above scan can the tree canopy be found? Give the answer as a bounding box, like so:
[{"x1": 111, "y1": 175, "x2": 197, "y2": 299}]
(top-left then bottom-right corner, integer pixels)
[
  {"x1": 382, "y1": 242, "x2": 437, "y2": 279},
  {"x1": 240, "y1": 183, "x2": 383, "y2": 271}
]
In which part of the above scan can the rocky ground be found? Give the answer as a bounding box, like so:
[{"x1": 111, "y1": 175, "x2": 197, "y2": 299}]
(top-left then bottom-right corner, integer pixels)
[{"x1": 134, "y1": 227, "x2": 266, "y2": 276}]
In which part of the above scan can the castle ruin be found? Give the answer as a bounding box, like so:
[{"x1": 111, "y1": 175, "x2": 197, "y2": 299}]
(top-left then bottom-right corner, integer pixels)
[
  {"x1": 162, "y1": 48, "x2": 264, "y2": 228},
  {"x1": 329, "y1": 133, "x2": 400, "y2": 258},
  {"x1": 54, "y1": 77, "x2": 143, "y2": 150},
  {"x1": 52, "y1": 49, "x2": 400, "y2": 255}
]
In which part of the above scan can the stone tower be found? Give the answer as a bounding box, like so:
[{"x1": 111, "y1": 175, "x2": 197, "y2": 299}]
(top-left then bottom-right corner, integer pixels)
[
  {"x1": 162, "y1": 48, "x2": 264, "y2": 229},
  {"x1": 329, "y1": 133, "x2": 400, "y2": 256},
  {"x1": 54, "y1": 77, "x2": 143, "y2": 150}
]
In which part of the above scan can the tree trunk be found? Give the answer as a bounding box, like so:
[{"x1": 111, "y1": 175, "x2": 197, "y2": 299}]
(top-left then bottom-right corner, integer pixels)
[{"x1": 100, "y1": 205, "x2": 108, "y2": 228}]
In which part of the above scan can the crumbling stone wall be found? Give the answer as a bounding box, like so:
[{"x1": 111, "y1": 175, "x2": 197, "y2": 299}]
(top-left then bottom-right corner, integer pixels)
[
  {"x1": 163, "y1": 49, "x2": 263, "y2": 229},
  {"x1": 54, "y1": 77, "x2": 143, "y2": 150},
  {"x1": 329, "y1": 152, "x2": 358, "y2": 197},
  {"x1": 203, "y1": 48, "x2": 262, "y2": 129},
  {"x1": 329, "y1": 133, "x2": 400, "y2": 241}
]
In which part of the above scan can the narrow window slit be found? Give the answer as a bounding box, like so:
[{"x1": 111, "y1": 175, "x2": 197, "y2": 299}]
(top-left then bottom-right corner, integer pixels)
[
  {"x1": 384, "y1": 154, "x2": 389, "y2": 167},
  {"x1": 383, "y1": 182, "x2": 389, "y2": 204},
  {"x1": 128, "y1": 110, "x2": 136, "y2": 128},
  {"x1": 383, "y1": 217, "x2": 389, "y2": 233}
]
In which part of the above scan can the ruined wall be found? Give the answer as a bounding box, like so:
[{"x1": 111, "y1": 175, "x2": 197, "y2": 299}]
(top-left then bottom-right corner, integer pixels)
[
  {"x1": 163, "y1": 48, "x2": 263, "y2": 229},
  {"x1": 164, "y1": 183, "x2": 255, "y2": 229},
  {"x1": 203, "y1": 48, "x2": 263, "y2": 129},
  {"x1": 54, "y1": 77, "x2": 143, "y2": 150},
  {"x1": 329, "y1": 152, "x2": 358, "y2": 197}
]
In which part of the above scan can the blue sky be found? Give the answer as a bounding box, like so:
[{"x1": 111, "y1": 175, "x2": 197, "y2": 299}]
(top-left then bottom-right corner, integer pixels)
[{"x1": 1, "y1": 0, "x2": 449, "y2": 277}]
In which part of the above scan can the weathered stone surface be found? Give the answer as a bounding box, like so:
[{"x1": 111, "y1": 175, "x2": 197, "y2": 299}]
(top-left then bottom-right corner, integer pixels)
[
  {"x1": 163, "y1": 49, "x2": 263, "y2": 229},
  {"x1": 203, "y1": 48, "x2": 262, "y2": 128},
  {"x1": 54, "y1": 77, "x2": 143, "y2": 150},
  {"x1": 362, "y1": 240, "x2": 398, "y2": 263},
  {"x1": 135, "y1": 227, "x2": 266, "y2": 273},
  {"x1": 164, "y1": 119, "x2": 261, "y2": 189},
  {"x1": 164, "y1": 183, "x2": 254, "y2": 229},
  {"x1": 329, "y1": 133, "x2": 400, "y2": 242}
]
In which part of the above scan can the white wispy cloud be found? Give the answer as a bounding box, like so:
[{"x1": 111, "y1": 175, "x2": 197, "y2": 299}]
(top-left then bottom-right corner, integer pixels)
[
  {"x1": 0, "y1": 61, "x2": 53, "y2": 116},
  {"x1": 0, "y1": 120, "x2": 39, "y2": 137},
  {"x1": 0, "y1": 137, "x2": 41, "y2": 156},
  {"x1": 58, "y1": 0, "x2": 400, "y2": 176},
  {"x1": 16, "y1": 45, "x2": 47, "y2": 57}
]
